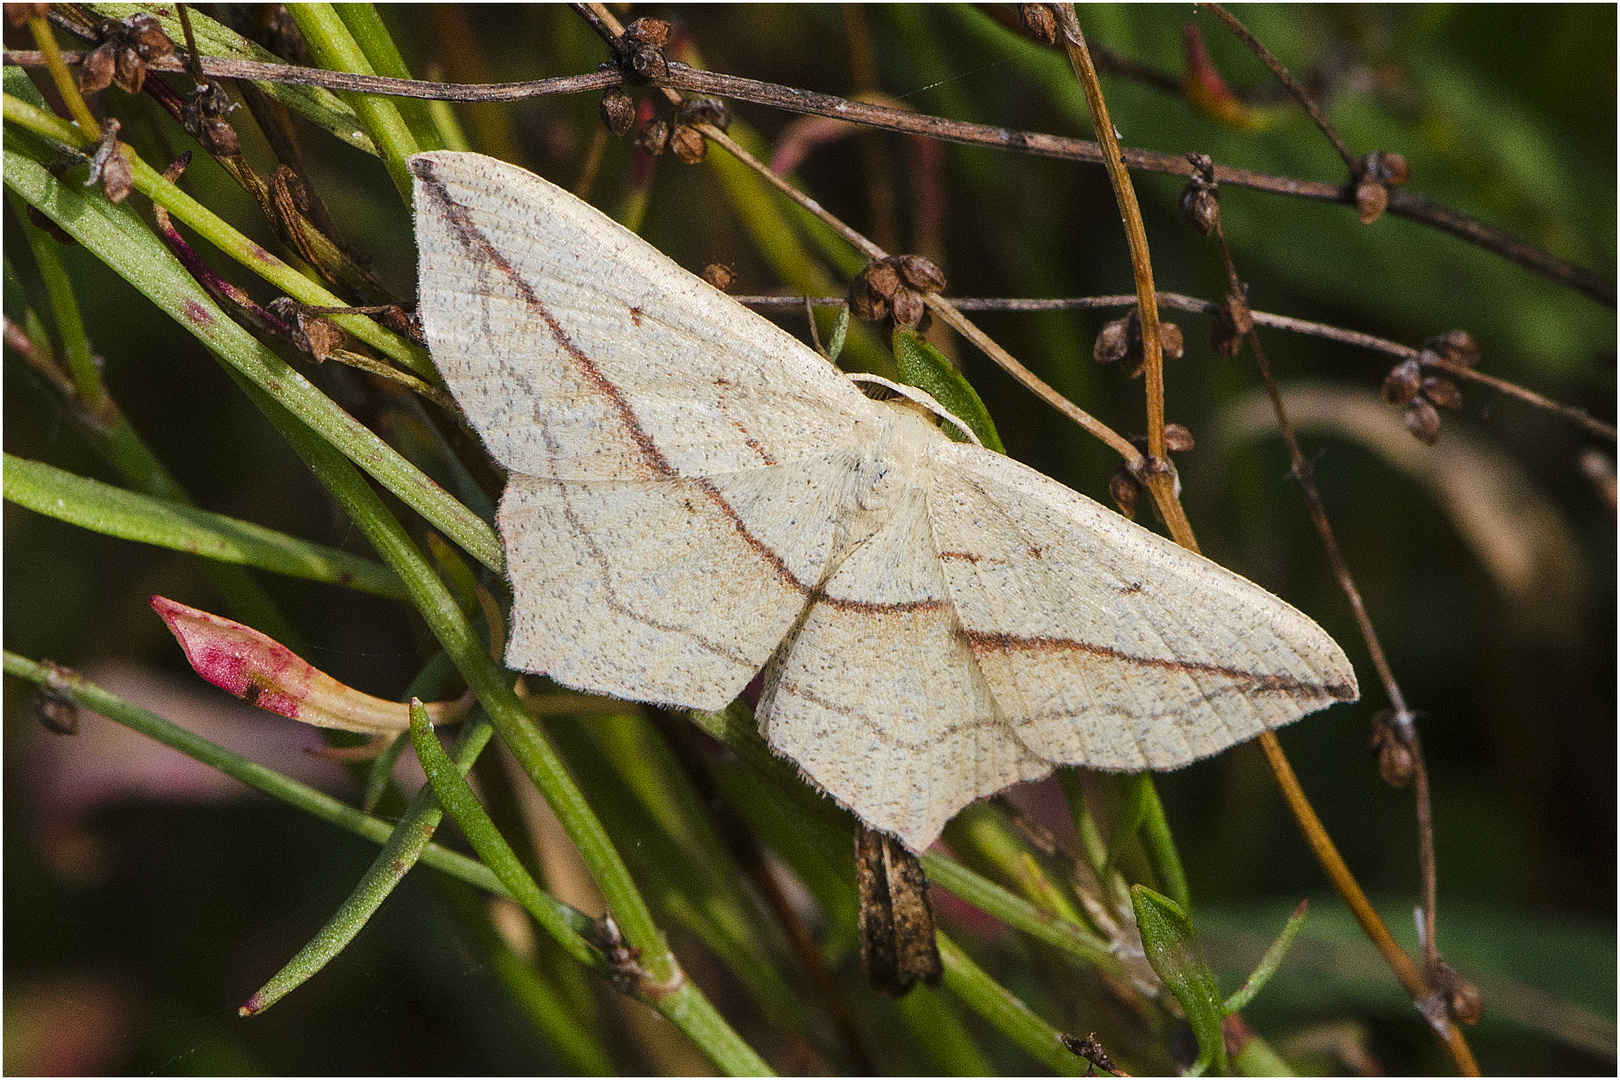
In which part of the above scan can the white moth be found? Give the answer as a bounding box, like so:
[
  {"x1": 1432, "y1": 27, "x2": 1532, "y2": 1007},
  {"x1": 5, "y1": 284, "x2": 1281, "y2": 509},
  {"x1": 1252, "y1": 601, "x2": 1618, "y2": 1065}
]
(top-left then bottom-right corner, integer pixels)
[{"x1": 409, "y1": 151, "x2": 1358, "y2": 852}]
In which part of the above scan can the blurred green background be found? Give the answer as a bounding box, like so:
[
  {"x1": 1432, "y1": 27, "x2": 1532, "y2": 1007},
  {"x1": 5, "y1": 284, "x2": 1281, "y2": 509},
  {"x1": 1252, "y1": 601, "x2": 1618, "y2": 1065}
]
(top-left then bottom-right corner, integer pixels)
[{"x1": 5, "y1": 4, "x2": 1613, "y2": 1074}]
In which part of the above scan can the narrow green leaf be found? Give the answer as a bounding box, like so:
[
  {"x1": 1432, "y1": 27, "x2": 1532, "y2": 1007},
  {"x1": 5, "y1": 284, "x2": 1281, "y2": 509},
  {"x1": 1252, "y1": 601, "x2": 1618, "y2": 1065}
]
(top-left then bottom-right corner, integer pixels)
[
  {"x1": 290, "y1": 3, "x2": 421, "y2": 205},
  {"x1": 1223, "y1": 899, "x2": 1309, "y2": 1015},
  {"x1": 826, "y1": 304, "x2": 850, "y2": 362},
  {"x1": 1131, "y1": 885, "x2": 1229, "y2": 1075},
  {"x1": 244, "y1": 711, "x2": 497, "y2": 1016},
  {"x1": 938, "y1": 935, "x2": 1089, "y2": 1076},
  {"x1": 1, "y1": 144, "x2": 502, "y2": 572},
  {"x1": 4, "y1": 454, "x2": 407, "y2": 600},
  {"x1": 892, "y1": 328, "x2": 1007, "y2": 452},
  {"x1": 332, "y1": 3, "x2": 448, "y2": 152},
  {"x1": 1136, "y1": 775, "x2": 1192, "y2": 914}
]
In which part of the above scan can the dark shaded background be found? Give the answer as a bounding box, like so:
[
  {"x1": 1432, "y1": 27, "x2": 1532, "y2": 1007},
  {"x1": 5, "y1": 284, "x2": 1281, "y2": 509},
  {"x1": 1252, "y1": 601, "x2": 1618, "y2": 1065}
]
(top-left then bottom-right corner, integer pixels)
[{"x1": 5, "y1": 5, "x2": 1614, "y2": 1074}]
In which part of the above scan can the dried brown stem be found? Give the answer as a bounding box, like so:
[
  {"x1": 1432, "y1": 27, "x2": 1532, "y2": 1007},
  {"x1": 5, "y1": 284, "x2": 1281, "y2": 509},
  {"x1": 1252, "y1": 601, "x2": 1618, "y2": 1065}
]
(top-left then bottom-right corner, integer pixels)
[
  {"x1": 1054, "y1": 5, "x2": 1192, "y2": 548},
  {"x1": 5, "y1": 46, "x2": 1609, "y2": 305},
  {"x1": 1200, "y1": 3, "x2": 1357, "y2": 172},
  {"x1": 1207, "y1": 219, "x2": 1476, "y2": 1074},
  {"x1": 733, "y1": 293, "x2": 1615, "y2": 442}
]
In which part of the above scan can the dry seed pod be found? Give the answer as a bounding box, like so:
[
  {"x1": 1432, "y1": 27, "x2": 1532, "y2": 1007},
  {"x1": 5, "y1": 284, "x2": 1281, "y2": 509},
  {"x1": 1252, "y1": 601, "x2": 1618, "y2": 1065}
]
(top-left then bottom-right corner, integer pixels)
[
  {"x1": 629, "y1": 43, "x2": 667, "y2": 80},
  {"x1": 33, "y1": 687, "x2": 79, "y2": 735},
  {"x1": 670, "y1": 124, "x2": 706, "y2": 164},
  {"x1": 1093, "y1": 314, "x2": 1133, "y2": 365},
  {"x1": 680, "y1": 97, "x2": 731, "y2": 131},
  {"x1": 1210, "y1": 298, "x2": 1251, "y2": 359},
  {"x1": 894, "y1": 255, "x2": 946, "y2": 294},
  {"x1": 1381, "y1": 359, "x2": 1422, "y2": 406},
  {"x1": 1163, "y1": 423, "x2": 1195, "y2": 455},
  {"x1": 599, "y1": 86, "x2": 636, "y2": 137},
  {"x1": 847, "y1": 275, "x2": 887, "y2": 322},
  {"x1": 622, "y1": 17, "x2": 671, "y2": 48},
  {"x1": 1431, "y1": 962, "x2": 1483, "y2": 1026},
  {"x1": 1404, "y1": 398, "x2": 1441, "y2": 445},
  {"x1": 1375, "y1": 150, "x2": 1410, "y2": 187},
  {"x1": 1159, "y1": 321, "x2": 1184, "y2": 361},
  {"x1": 1181, "y1": 184, "x2": 1220, "y2": 235},
  {"x1": 1370, "y1": 712, "x2": 1415, "y2": 787},
  {"x1": 1425, "y1": 329, "x2": 1482, "y2": 368},
  {"x1": 890, "y1": 287, "x2": 926, "y2": 329},
  {"x1": 78, "y1": 43, "x2": 118, "y2": 94},
  {"x1": 113, "y1": 44, "x2": 147, "y2": 93},
  {"x1": 1108, "y1": 465, "x2": 1140, "y2": 520},
  {"x1": 126, "y1": 13, "x2": 174, "y2": 61},
  {"x1": 1021, "y1": 3, "x2": 1058, "y2": 45},
  {"x1": 1422, "y1": 376, "x2": 1462, "y2": 409},
  {"x1": 864, "y1": 261, "x2": 903, "y2": 302},
  {"x1": 1354, "y1": 176, "x2": 1388, "y2": 225},
  {"x1": 635, "y1": 117, "x2": 669, "y2": 156},
  {"x1": 700, "y1": 263, "x2": 734, "y2": 292}
]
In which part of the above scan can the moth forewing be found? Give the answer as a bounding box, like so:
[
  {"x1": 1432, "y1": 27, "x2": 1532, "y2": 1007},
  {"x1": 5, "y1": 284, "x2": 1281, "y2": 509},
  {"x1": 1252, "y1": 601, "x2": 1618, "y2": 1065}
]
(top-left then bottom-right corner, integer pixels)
[{"x1": 409, "y1": 150, "x2": 1359, "y2": 853}]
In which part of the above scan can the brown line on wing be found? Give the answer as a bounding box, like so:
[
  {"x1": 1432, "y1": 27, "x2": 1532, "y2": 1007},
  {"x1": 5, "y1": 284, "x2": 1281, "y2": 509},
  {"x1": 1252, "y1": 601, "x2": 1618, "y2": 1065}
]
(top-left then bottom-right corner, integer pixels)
[
  {"x1": 413, "y1": 159, "x2": 673, "y2": 479},
  {"x1": 961, "y1": 629, "x2": 1356, "y2": 700}
]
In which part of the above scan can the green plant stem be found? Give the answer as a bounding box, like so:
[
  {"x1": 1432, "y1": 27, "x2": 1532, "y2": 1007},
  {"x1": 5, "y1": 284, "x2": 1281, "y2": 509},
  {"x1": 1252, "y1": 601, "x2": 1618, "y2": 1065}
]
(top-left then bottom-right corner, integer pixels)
[
  {"x1": 243, "y1": 711, "x2": 497, "y2": 1015},
  {"x1": 288, "y1": 3, "x2": 421, "y2": 204},
  {"x1": 331, "y1": 3, "x2": 448, "y2": 152},
  {"x1": 938, "y1": 935, "x2": 1088, "y2": 1076},
  {"x1": 1, "y1": 133, "x2": 500, "y2": 571},
  {"x1": 410, "y1": 703, "x2": 772, "y2": 1075},
  {"x1": 3, "y1": 454, "x2": 407, "y2": 600},
  {"x1": 0, "y1": 650, "x2": 500, "y2": 893}
]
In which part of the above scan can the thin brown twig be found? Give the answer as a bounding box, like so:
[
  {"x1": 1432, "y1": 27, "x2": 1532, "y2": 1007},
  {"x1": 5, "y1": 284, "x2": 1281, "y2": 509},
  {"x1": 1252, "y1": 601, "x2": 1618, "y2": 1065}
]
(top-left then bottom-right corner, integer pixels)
[
  {"x1": 4, "y1": 46, "x2": 1610, "y2": 305},
  {"x1": 1200, "y1": 3, "x2": 1357, "y2": 173},
  {"x1": 1206, "y1": 215, "x2": 1476, "y2": 1073},
  {"x1": 731, "y1": 293, "x2": 1615, "y2": 442},
  {"x1": 1053, "y1": 5, "x2": 1192, "y2": 548}
]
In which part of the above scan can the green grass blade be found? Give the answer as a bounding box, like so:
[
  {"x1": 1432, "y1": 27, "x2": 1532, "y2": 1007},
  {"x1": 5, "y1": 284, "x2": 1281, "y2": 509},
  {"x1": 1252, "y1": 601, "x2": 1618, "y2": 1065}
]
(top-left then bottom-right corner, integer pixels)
[{"x1": 4, "y1": 453, "x2": 407, "y2": 600}]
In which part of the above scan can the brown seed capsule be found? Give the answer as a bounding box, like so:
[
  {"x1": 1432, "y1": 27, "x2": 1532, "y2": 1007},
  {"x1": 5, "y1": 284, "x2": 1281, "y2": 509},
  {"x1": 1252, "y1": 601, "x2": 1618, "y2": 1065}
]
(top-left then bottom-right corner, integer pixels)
[
  {"x1": 890, "y1": 287, "x2": 925, "y2": 329},
  {"x1": 1163, "y1": 423, "x2": 1195, "y2": 455},
  {"x1": 1181, "y1": 184, "x2": 1220, "y2": 235},
  {"x1": 1376, "y1": 150, "x2": 1410, "y2": 187},
  {"x1": 1381, "y1": 359, "x2": 1422, "y2": 406},
  {"x1": 1094, "y1": 314, "x2": 1133, "y2": 365},
  {"x1": 669, "y1": 124, "x2": 706, "y2": 164},
  {"x1": 1020, "y1": 3, "x2": 1058, "y2": 45},
  {"x1": 1404, "y1": 398, "x2": 1441, "y2": 445},
  {"x1": 1355, "y1": 177, "x2": 1388, "y2": 225},
  {"x1": 623, "y1": 17, "x2": 671, "y2": 48},
  {"x1": 1425, "y1": 329, "x2": 1481, "y2": 368},
  {"x1": 680, "y1": 97, "x2": 731, "y2": 131},
  {"x1": 893, "y1": 255, "x2": 946, "y2": 294},
  {"x1": 599, "y1": 87, "x2": 636, "y2": 137},
  {"x1": 847, "y1": 276, "x2": 887, "y2": 322},
  {"x1": 1422, "y1": 376, "x2": 1462, "y2": 409},
  {"x1": 33, "y1": 687, "x2": 79, "y2": 735},
  {"x1": 126, "y1": 13, "x2": 174, "y2": 61},
  {"x1": 1158, "y1": 321, "x2": 1184, "y2": 361},
  {"x1": 196, "y1": 116, "x2": 241, "y2": 157},
  {"x1": 700, "y1": 263, "x2": 734, "y2": 292},
  {"x1": 113, "y1": 46, "x2": 148, "y2": 94},
  {"x1": 78, "y1": 42, "x2": 118, "y2": 95},
  {"x1": 1431, "y1": 963, "x2": 1483, "y2": 1026},
  {"x1": 863, "y1": 260, "x2": 903, "y2": 302},
  {"x1": 1108, "y1": 465, "x2": 1140, "y2": 520},
  {"x1": 1370, "y1": 712, "x2": 1416, "y2": 788},
  {"x1": 100, "y1": 149, "x2": 133, "y2": 203},
  {"x1": 635, "y1": 118, "x2": 669, "y2": 157}
]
